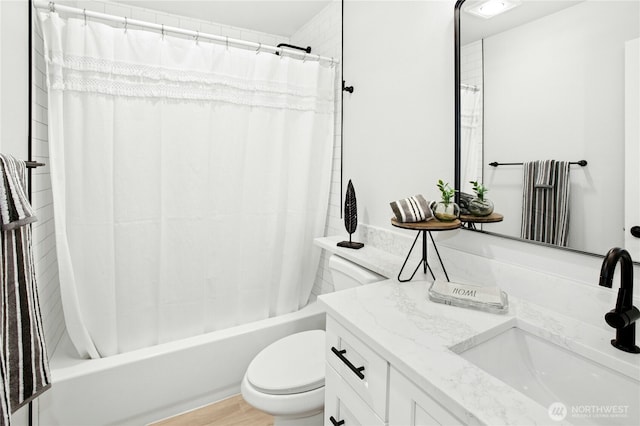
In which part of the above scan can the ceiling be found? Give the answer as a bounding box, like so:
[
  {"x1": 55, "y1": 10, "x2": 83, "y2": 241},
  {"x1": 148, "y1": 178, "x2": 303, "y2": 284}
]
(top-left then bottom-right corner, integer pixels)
[
  {"x1": 113, "y1": 0, "x2": 331, "y2": 37},
  {"x1": 461, "y1": 0, "x2": 584, "y2": 44}
]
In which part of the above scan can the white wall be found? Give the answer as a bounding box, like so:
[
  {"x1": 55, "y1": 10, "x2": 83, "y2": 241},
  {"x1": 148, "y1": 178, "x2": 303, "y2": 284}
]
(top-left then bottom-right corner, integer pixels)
[
  {"x1": 343, "y1": 0, "x2": 455, "y2": 230},
  {"x1": 481, "y1": 0, "x2": 640, "y2": 255},
  {"x1": 306, "y1": 0, "x2": 456, "y2": 298}
]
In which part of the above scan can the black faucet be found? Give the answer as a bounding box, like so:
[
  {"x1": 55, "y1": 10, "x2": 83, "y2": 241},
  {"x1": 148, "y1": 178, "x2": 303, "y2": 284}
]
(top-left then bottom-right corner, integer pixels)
[{"x1": 598, "y1": 247, "x2": 640, "y2": 354}]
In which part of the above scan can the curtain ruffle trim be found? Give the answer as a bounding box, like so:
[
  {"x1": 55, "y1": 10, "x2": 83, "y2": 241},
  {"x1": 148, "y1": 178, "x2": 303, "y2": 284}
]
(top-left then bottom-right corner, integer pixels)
[{"x1": 46, "y1": 52, "x2": 335, "y2": 113}]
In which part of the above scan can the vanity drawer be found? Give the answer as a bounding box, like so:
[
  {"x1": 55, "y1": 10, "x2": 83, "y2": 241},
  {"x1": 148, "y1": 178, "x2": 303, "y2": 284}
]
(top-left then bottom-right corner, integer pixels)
[
  {"x1": 325, "y1": 363, "x2": 385, "y2": 426},
  {"x1": 389, "y1": 367, "x2": 464, "y2": 426},
  {"x1": 326, "y1": 316, "x2": 389, "y2": 421}
]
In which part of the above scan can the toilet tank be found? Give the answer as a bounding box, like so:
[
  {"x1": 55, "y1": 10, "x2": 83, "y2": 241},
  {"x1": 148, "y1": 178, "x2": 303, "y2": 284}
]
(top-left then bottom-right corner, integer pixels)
[{"x1": 328, "y1": 254, "x2": 385, "y2": 291}]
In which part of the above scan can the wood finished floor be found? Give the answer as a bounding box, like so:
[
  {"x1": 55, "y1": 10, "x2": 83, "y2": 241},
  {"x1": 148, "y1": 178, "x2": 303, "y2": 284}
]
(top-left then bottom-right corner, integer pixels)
[{"x1": 150, "y1": 394, "x2": 274, "y2": 426}]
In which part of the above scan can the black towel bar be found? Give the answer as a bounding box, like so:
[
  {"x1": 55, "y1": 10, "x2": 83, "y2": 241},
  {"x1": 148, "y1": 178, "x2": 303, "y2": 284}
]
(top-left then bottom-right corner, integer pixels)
[
  {"x1": 489, "y1": 160, "x2": 587, "y2": 167},
  {"x1": 25, "y1": 161, "x2": 46, "y2": 169}
]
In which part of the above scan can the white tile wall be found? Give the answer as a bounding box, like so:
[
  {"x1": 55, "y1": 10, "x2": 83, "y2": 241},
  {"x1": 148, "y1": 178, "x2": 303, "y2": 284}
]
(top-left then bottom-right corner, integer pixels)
[
  {"x1": 32, "y1": 0, "x2": 292, "y2": 355},
  {"x1": 290, "y1": 1, "x2": 342, "y2": 299},
  {"x1": 56, "y1": 1, "x2": 290, "y2": 46},
  {"x1": 31, "y1": 12, "x2": 65, "y2": 357}
]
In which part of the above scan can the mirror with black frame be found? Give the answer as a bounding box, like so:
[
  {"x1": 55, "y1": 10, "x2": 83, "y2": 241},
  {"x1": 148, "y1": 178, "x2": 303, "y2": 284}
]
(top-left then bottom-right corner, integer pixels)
[{"x1": 454, "y1": 0, "x2": 640, "y2": 261}]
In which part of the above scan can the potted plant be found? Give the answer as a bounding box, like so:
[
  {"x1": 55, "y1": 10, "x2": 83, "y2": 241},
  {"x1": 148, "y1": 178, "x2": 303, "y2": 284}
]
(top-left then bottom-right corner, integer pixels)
[
  {"x1": 468, "y1": 181, "x2": 494, "y2": 217},
  {"x1": 433, "y1": 180, "x2": 460, "y2": 221}
]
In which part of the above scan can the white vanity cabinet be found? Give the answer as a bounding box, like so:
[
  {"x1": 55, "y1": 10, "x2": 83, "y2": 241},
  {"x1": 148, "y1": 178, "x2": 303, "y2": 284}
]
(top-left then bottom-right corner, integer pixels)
[
  {"x1": 388, "y1": 368, "x2": 464, "y2": 426},
  {"x1": 324, "y1": 316, "x2": 463, "y2": 426},
  {"x1": 325, "y1": 365, "x2": 385, "y2": 426},
  {"x1": 324, "y1": 316, "x2": 387, "y2": 425}
]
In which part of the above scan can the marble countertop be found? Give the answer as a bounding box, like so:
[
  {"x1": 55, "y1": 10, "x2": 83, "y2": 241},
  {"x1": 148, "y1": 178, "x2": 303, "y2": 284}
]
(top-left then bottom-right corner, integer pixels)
[{"x1": 318, "y1": 280, "x2": 640, "y2": 425}]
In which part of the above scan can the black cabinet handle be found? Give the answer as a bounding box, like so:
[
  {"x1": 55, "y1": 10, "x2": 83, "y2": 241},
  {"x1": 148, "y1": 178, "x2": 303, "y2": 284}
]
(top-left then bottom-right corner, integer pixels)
[
  {"x1": 331, "y1": 346, "x2": 365, "y2": 380},
  {"x1": 631, "y1": 226, "x2": 640, "y2": 238},
  {"x1": 330, "y1": 416, "x2": 345, "y2": 426}
]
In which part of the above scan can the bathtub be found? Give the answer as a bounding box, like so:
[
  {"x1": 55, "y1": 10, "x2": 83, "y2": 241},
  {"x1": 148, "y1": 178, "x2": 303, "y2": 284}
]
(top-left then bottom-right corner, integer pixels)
[{"x1": 38, "y1": 302, "x2": 326, "y2": 425}]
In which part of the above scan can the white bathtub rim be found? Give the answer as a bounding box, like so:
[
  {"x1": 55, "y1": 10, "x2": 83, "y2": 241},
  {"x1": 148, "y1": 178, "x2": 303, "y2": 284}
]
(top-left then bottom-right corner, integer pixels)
[{"x1": 50, "y1": 301, "x2": 325, "y2": 382}]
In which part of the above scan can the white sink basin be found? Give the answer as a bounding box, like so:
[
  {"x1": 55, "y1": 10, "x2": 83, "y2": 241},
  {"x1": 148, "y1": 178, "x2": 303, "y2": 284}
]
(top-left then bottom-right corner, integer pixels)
[{"x1": 457, "y1": 325, "x2": 640, "y2": 425}]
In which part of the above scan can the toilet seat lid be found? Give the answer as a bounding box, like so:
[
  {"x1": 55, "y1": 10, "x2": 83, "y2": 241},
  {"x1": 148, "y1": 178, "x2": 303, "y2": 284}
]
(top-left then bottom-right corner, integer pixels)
[{"x1": 247, "y1": 329, "x2": 325, "y2": 395}]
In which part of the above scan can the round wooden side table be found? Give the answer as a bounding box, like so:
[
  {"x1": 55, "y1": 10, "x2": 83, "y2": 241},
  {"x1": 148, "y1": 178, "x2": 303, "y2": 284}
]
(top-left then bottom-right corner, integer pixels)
[
  {"x1": 391, "y1": 218, "x2": 461, "y2": 282},
  {"x1": 459, "y1": 212, "x2": 504, "y2": 230}
]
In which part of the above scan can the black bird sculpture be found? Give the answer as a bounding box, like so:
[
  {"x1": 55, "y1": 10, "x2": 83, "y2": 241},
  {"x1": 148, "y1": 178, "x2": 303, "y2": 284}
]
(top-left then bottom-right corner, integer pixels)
[{"x1": 338, "y1": 180, "x2": 364, "y2": 249}]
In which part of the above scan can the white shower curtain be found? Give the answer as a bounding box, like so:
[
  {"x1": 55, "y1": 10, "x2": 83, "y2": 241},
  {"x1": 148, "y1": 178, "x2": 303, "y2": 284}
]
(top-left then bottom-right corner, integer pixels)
[
  {"x1": 41, "y1": 13, "x2": 335, "y2": 358},
  {"x1": 460, "y1": 87, "x2": 482, "y2": 194}
]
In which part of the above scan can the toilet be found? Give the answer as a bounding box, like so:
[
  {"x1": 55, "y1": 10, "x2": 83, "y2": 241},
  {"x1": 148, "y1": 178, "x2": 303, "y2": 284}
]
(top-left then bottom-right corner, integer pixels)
[{"x1": 241, "y1": 254, "x2": 385, "y2": 425}]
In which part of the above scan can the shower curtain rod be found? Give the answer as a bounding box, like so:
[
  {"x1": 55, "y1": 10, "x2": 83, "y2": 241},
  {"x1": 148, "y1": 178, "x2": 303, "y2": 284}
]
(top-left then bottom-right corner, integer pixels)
[{"x1": 33, "y1": 1, "x2": 338, "y2": 65}]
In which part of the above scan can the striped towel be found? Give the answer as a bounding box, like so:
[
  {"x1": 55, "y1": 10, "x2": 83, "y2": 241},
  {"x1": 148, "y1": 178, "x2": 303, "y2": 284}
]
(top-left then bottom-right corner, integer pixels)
[
  {"x1": 0, "y1": 154, "x2": 51, "y2": 424},
  {"x1": 534, "y1": 159, "x2": 556, "y2": 188},
  {"x1": 1, "y1": 359, "x2": 9, "y2": 426},
  {"x1": 521, "y1": 160, "x2": 570, "y2": 246},
  {"x1": 390, "y1": 194, "x2": 434, "y2": 223},
  {"x1": 0, "y1": 156, "x2": 37, "y2": 231}
]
